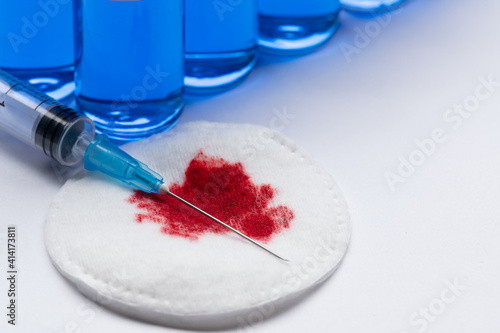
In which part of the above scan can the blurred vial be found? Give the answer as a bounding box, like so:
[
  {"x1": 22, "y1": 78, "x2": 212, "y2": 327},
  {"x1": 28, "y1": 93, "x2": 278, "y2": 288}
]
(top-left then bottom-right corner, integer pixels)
[
  {"x1": 74, "y1": 0, "x2": 184, "y2": 143},
  {"x1": 341, "y1": 0, "x2": 407, "y2": 14},
  {"x1": 184, "y1": 0, "x2": 258, "y2": 93},
  {"x1": 258, "y1": 0, "x2": 341, "y2": 55},
  {"x1": 0, "y1": 0, "x2": 75, "y2": 101}
]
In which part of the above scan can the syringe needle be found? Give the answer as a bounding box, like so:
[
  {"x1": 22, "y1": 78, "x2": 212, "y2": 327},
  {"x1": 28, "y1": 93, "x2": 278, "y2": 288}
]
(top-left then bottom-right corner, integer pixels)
[
  {"x1": 159, "y1": 184, "x2": 289, "y2": 262},
  {"x1": 0, "y1": 69, "x2": 281, "y2": 262}
]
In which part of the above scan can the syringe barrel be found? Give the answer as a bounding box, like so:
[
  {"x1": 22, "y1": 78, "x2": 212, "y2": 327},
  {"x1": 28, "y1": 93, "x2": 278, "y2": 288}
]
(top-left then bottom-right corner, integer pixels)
[{"x1": 0, "y1": 69, "x2": 95, "y2": 166}]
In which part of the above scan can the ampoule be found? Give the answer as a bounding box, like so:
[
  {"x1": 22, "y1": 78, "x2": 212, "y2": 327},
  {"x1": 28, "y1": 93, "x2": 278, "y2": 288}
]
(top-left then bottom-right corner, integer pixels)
[
  {"x1": 184, "y1": 0, "x2": 258, "y2": 93},
  {"x1": 340, "y1": 0, "x2": 407, "y2": 14},
  {"x1": 0, "y1": 0, "x2": 74, "y2": 101},
  {"x1": 258, "y1": 0, "x2": 341, "y2": 55},
  {"x1": 73, "y1": 0, "x2": 184, "y2": 143}
]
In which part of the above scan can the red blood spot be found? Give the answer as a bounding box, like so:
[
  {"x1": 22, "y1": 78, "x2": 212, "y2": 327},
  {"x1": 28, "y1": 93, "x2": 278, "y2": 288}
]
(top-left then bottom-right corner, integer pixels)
[{"x1": 128, "y1": 151, "x2": 294, "y2": 242}]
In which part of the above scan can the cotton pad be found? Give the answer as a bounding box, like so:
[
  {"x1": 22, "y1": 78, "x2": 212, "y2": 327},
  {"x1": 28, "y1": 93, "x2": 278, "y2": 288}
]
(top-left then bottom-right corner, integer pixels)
[{"x1": 45, "y1": 121, "x2": 350, "y2": 329}]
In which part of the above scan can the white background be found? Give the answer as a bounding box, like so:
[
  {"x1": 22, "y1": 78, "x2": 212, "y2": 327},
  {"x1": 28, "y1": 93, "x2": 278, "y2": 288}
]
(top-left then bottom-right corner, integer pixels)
[{"x1": 2, "y1": 0, "x2": 500, "y2": 331}]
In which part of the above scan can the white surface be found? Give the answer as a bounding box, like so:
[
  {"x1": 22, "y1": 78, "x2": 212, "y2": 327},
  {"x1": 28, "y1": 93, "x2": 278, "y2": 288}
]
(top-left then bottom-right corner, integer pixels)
[
  {"x1": 1, "y1": 0, "x2": 500, "y2": 331},
  {"x1": 44, "y1": 122, "x2": 349, "y2": 329}
]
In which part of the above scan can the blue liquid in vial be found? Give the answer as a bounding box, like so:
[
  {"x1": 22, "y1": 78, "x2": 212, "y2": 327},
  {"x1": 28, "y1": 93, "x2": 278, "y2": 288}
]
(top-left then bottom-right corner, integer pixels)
[
  {"x1": 0, "y1": 0, "x2": 74, "y2": 101},
  {"x1": 74, "y1": 0, "x2": 184, "y2": 143},
  {"x1": 341, "y1": 0, "x2": 406, "y2": 14},
  {"x1": 258, "y1": 0, "x2": 341, "y2": 55},
  {"x1": 184, "y1": 0, "x2": 258, "y2": 93}
]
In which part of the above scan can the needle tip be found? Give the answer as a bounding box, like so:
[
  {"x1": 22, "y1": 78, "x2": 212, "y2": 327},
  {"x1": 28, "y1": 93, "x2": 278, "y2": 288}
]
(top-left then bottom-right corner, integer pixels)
[{"x1": 159, "y1": 183, "x2": 289, "y2": 262}]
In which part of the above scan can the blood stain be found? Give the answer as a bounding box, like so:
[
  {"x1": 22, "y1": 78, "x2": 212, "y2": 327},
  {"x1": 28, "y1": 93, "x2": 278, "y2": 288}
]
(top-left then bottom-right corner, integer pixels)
[{"x1": 128, "y1": 151, "x2": 294, "y2": 242}]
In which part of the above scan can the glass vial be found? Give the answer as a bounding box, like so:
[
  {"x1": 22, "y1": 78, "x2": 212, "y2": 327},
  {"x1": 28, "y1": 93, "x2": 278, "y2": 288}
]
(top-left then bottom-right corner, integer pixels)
[
  {"x1": 0, "y1": 0, "x2": 75, "y2": 101},
  {"x1": 258, "y1": 0, "x2": 341, "y2": 55},
  {"x1": 184, "y1": 0, "x2": 258, "y2": 93},
  {"x1": 74, "y1": 0, "x2": 184, "y2": 143},
  {"x1": 341, "y1": 0, "x2": 407, "y2": 14}
]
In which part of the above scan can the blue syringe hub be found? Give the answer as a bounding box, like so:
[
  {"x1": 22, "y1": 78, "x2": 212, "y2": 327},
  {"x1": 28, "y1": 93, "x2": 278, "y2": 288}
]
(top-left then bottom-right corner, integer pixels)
[{"x1": 83, "y1": 134, "x2": 164, "y2": 193}]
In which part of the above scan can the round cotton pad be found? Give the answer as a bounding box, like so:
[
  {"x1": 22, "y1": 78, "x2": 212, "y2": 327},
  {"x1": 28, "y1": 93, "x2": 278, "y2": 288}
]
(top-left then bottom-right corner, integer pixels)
[{"x1": 45, "y1": 122, "x2": 350, "y2": 329}]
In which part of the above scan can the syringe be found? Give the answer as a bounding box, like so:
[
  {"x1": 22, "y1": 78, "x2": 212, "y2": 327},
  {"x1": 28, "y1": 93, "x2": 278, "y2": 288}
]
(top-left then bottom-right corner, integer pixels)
[{"x1": 0, "y1": 69, "x2": 287, "y2": 261}]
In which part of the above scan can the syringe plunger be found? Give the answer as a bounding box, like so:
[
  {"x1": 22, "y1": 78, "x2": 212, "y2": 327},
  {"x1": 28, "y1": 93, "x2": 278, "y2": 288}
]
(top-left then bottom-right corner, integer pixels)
[{"x1": 0, "y1": 69, "x2": 94, "y2": 166}]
